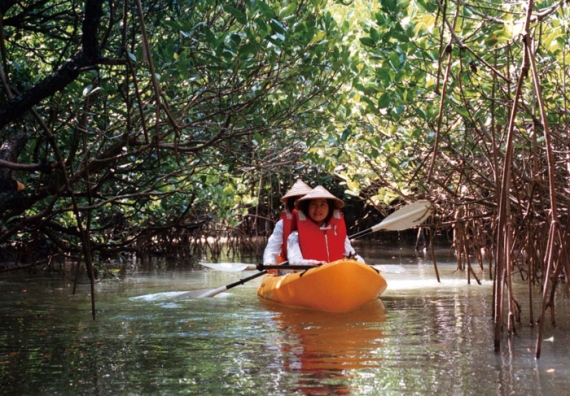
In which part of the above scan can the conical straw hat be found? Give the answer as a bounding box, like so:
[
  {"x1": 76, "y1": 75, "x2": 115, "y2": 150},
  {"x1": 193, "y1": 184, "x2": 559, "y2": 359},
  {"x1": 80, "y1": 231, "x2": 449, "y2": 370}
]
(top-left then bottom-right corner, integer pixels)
[
  {"x1": 280, "y1": 179, "x2": 312, "y2": 203},
  {"x1": 295, "y1": 185, "x2": 344, "y2": 208}
]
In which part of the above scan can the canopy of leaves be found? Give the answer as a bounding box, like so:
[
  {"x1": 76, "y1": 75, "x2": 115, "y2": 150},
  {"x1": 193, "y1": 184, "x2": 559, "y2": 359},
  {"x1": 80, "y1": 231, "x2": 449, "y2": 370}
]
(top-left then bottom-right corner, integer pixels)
[{"x1": 0, "y1": 0, "x2": 359, "y2": 261}]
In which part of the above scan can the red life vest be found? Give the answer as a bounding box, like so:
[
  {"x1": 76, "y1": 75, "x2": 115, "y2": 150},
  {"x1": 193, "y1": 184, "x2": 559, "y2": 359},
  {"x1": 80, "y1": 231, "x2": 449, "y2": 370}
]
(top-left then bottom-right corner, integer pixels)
[
  {"x1": 293, "y1": 209, "x2": 347, "y2": 262},
  {"x1": 278, "y1": 209, "x2": 295, "y2": 261}
]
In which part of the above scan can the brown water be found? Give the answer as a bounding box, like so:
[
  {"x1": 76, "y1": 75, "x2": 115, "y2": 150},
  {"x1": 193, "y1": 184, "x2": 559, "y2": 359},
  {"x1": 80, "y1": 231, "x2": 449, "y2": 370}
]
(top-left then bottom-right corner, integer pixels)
[{"x1": 1, "y1": 244, "x2": 570, "y2": 395}]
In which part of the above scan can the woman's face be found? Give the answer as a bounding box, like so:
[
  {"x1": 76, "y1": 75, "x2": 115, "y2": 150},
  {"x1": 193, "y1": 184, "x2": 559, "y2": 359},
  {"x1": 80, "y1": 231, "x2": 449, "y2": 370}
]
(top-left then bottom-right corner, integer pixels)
[{"x1": 308, "y1": 199, "x2": 329, "y2": 225}]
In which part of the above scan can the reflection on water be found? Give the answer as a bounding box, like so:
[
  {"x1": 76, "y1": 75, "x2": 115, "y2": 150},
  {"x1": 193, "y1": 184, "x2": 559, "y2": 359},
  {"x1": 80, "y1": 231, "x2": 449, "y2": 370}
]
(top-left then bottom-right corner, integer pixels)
[
  {"x1": 1, "y1": 245, "x2": 570, "y2": 394},
  {"x1": 263, "y1": 300, "x2": 386, "y2": 394}
]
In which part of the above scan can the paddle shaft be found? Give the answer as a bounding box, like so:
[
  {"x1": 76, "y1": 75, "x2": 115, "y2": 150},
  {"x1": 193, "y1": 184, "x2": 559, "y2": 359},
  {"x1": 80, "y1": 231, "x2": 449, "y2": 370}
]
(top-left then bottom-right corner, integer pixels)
[
  {"x1": 257, "y1": 262, "x2": 405, "y2": 273},
  {"x1": 222, "y1": 270, "x2": 267, "y2": 292},
  {"x1": 347, "y1": 227, "x2": 374, "y2": 240},
  {"x1": 259, "y1": 264, "x2": 322, "y2": 270}
]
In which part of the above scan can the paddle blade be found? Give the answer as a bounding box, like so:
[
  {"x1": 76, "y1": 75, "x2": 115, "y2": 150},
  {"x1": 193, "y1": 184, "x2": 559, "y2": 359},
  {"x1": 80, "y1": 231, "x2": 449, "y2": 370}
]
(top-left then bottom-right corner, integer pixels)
[
  {"x1": 372, "y1": 200, "x2": 432, "y2": 232},
  {"x1": 371, "y1": 264, "x2": 406, "y2": 274},
  {"x1": 172, "y1": 286, "x2": 228, "y2": 299},
  {"x1": 200, "y1": 262, "x2": 253, "y2": 272}
]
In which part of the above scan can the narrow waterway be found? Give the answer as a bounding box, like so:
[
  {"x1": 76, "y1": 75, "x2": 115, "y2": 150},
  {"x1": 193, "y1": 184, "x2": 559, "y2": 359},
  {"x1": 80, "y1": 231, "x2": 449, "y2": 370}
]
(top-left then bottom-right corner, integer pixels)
[{"x1": 1, "y1": 244, "x2": 570, "y2": 395}]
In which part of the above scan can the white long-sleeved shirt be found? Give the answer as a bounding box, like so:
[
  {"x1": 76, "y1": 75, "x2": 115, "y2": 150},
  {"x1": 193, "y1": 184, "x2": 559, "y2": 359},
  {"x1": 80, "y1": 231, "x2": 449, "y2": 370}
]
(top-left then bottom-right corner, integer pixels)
[{"x1": 262, "y1": 219, "x2": 284, "y2": 265}]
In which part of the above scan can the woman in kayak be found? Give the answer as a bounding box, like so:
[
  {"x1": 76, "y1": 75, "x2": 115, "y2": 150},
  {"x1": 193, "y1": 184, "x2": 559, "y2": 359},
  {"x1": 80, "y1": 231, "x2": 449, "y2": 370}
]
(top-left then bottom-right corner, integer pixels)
[
  {"x1": 262, "y1": 179, "x2": 312, "y2": 268},
  {"x1": 287, "y1": 185, "x2": 363, "y2": 266}
]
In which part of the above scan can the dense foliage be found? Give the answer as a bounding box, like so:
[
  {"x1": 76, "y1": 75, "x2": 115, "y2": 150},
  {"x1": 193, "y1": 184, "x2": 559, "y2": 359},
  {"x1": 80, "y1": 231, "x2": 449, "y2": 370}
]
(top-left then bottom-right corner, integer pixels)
[
  {"x1": 0, "y1": 0, "x2": 360, "y2": 263},
  {"x1": 343, "y1": 0, "x2": 570, "y2": 357},
  {"x1": 2, "y1": 0, "x2": 570, "y2": 355}
]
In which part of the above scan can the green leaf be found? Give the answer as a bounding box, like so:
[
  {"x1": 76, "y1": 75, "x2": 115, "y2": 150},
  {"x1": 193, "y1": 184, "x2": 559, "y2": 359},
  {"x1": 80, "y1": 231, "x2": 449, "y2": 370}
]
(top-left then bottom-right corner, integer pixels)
[
  {"x1": 360, "y1": 37, "x2": 377, "y2": 48},
  {"x1": 389, "y1": 51, "x2": 401, "y2": 70},
  {"x1": 455, "y1": 106, "x2": 471, "y2": 118},
  {"x1": 381, "y1": 0, "x2": 397, "y2": 12},
  {"x1": 224, "y1": 5, "x2": 247, "y2": 25},
  {"x1": 239, "y1": 42, "x2": 260, "y2": 59},
  {"x1": 378, "y1": 92, "x2": 391, "y2": 108},
  {"x1": 376, "y1": 68, "x2": 392, "y2": 83},
  {"x1": 279, "y1": 2, "x2": 297, "y2": 19},
  {"x1": 416, "y1": 0, "x2": 438, "y2": 12},
  {"x1": 341, "y1": 128, "x2": 351, "y2": 142},
  {"x1": 370, "y1": 27, "x2": 381, "y2": 43},
  {"x1": 270, "y1": 19, "x2": 287, "y2": 35}
]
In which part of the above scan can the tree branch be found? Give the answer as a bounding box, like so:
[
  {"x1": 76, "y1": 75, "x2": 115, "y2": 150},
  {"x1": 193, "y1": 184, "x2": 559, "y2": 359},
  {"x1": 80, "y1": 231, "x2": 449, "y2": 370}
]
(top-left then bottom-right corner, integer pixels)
[{"x1": 0, "y1": 0, "x2": 104, "y2": 129}]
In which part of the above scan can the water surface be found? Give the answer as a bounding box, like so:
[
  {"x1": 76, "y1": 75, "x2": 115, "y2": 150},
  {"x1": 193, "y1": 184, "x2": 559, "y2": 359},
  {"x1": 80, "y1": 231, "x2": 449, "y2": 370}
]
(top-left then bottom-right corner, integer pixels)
[{"x1": 1, "y1": 245, "x2": 569, "y2": 395}]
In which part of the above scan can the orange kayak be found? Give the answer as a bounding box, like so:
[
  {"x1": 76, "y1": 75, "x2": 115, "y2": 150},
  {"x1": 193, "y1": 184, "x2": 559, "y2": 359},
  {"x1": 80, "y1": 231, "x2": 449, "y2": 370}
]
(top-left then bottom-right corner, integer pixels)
[{"x1": 257, "y1": 259, "x2": 387, "y2": 312}]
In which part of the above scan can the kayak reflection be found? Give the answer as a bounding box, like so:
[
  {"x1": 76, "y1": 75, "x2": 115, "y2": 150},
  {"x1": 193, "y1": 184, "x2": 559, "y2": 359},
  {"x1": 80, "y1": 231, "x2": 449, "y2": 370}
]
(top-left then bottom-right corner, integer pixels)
[{"x1": 262, "y1": 299, "x2": 387, "y2": 394}]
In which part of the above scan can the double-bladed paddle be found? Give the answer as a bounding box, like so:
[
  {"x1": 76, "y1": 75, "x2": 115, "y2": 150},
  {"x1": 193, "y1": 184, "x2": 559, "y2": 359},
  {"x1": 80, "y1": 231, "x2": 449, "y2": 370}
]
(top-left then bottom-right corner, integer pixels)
[{"x1": 177, "y1": 200, "x2": 432, "y2": 298}]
